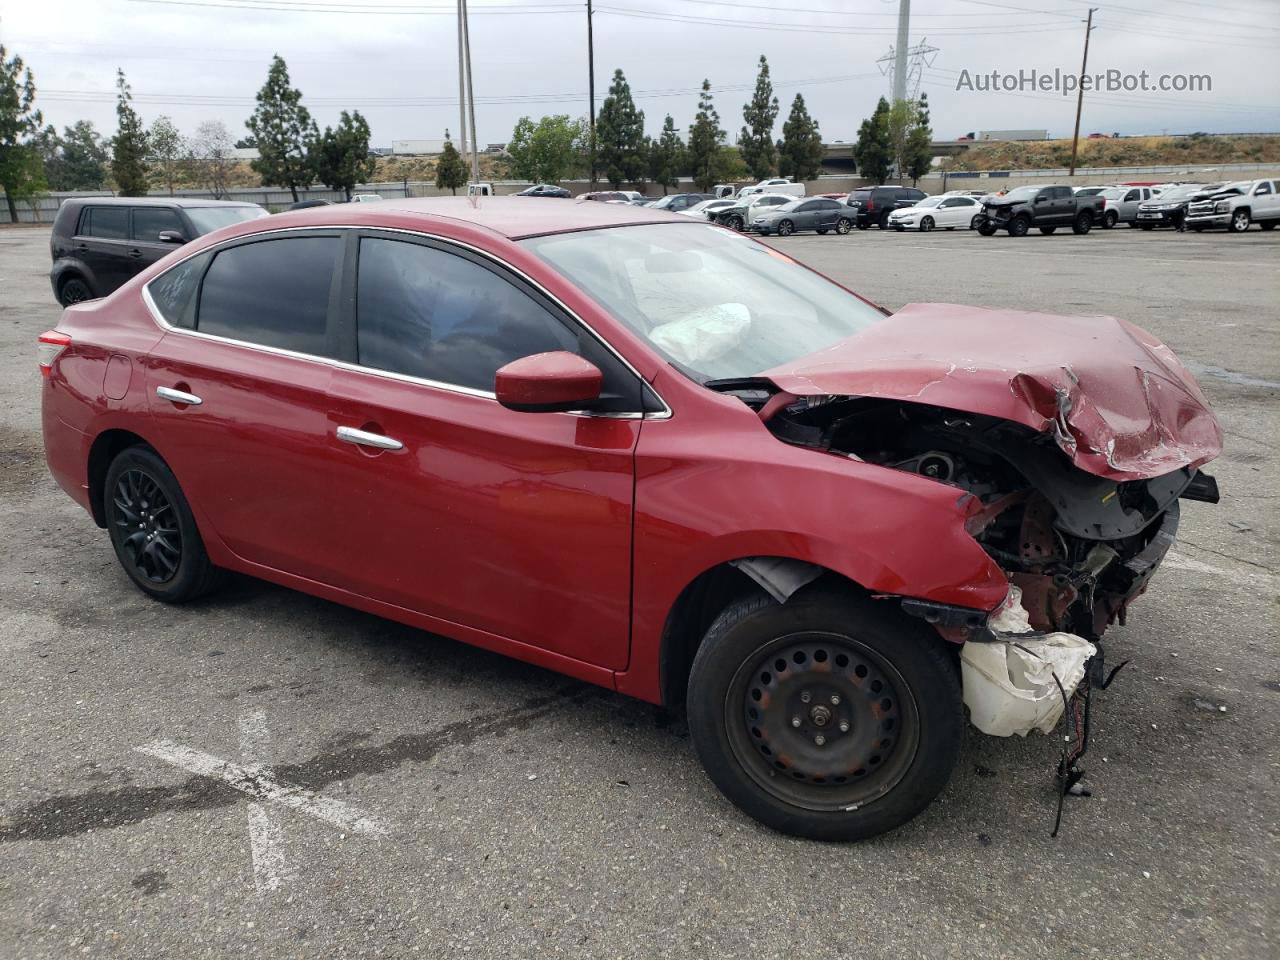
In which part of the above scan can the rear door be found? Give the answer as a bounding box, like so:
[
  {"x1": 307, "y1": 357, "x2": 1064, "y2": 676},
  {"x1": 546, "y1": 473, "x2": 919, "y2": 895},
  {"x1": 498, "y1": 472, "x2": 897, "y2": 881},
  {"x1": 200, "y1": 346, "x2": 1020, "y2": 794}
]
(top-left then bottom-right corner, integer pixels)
[
  {"x1": 77, "y1": 206, "x2": 136, "y2": 294},
  {"x1": 321, "y1": 231, "x2": 648, "y2": 669},
  {"x1": 130, "y1": 207, "x2": 187, "y2": 275},
  {"x1": 145, "y1": 231, "x2": 355, "y2": 584}
]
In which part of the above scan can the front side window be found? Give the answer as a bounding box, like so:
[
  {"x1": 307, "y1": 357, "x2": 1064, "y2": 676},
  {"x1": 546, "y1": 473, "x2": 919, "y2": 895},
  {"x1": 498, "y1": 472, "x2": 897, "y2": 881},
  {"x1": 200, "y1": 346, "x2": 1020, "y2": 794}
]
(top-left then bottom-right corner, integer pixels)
[
  {"x1": 85, "y1": 207, "x2": 129, "y2": 239},
  {"x1": 356, "y1": 237, "x2": 579, "y2": 394},
  {"x1": 1255, "y1": 182, "x2": 1272, "y2": 195},
  {"x1": 197, "y1": 236, "x2": 338, "y2": 356},
  {"x1": 524, "y1": 223, "x2": 885, "y2": 383},
  {"x1": 132, "y1": 207, "x2": 185, "y2": 241}
]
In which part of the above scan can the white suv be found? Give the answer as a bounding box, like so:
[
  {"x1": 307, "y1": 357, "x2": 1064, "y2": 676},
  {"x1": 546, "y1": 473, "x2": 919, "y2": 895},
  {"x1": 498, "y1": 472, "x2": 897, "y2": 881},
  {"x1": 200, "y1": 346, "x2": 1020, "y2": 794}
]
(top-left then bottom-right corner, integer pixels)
[{"x1": 1184, "y1": 179, "x2": 1280, "y2": 233}]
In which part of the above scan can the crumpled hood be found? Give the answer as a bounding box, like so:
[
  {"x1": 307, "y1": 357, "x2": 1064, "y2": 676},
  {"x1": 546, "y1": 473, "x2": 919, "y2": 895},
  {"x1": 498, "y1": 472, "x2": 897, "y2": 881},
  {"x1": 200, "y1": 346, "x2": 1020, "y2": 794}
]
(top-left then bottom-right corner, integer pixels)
[{"x1": 761, "y1": 303, "x2": 1223, "y2": 481}]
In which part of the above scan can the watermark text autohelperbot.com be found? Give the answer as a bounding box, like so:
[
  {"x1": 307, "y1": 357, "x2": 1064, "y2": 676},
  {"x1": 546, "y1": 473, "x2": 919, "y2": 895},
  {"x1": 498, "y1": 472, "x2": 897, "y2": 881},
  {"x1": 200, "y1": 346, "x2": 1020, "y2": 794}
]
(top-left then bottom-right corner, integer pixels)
[{"x1": 955, "y1": 68, "x2": 1211, "y2": 96}]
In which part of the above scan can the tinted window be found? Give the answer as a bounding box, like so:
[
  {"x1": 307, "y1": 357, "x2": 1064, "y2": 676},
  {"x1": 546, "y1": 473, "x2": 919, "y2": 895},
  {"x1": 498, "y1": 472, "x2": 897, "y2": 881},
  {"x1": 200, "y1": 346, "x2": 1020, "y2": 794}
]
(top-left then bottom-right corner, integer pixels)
[
  {"x1": 85, "y1": 207, "x2": 129, "y2": 239},
  {"x1": 1255, "y1": 182, "x2": 1272, "y2": 195},
  {"x1": 132, "y1": 207, "x2": 185, "y2": 241},
  {"x1": 796, "y1": 200, "x2": 819, "y2": 211},
  {"x1": 184, "y1": 206, "x2": 268, "y2": 236},
  {"x1": 197, "y1": 237, "x2": 338, "y2": 355},
  {"x1": 356, "y1": 237, "x2": 578, "y2": 393},
  {"x1": 148, "y1": 252, "x2": 211, "y2": 328}
]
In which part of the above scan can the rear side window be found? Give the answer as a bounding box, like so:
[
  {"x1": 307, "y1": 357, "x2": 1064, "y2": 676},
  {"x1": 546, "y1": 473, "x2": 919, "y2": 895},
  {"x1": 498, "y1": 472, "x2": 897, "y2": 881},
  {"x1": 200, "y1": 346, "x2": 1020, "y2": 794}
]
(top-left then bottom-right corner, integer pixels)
[
  {"x1": 83, "y1": 207, "x2": 129, "y2": 239},
  {"x1": 197, "y1": 237, "x2": 338, "y2": 356},
  {"x1": 132, "y1": 207, "x2": 185, "y2": 241},
  {"x1": 148, "y1": 252, "x2": 211, "y2": 329},
  {"x1": 356, "y1": 237, "x2": 577, "y2": 393}
]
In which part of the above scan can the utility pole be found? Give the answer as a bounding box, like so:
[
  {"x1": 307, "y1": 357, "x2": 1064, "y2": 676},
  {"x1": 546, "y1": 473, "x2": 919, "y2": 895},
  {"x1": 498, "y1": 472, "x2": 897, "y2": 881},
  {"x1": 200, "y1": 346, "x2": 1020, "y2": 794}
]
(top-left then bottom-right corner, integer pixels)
[
  {"x1": 456, "y1": 0, "x2": 468, "y2": 167},
  {"x1": 893, "y1": 0, "x2": 910, "y2": 104},
  {"x1": 462, "y1": 0, "x2": 480, "y2": 182},
  {"x1": 586, "y1": 0, "x2": 597, "y2": 183},
  {"x1": 1068, "y1": 7, "x2": 1097, "y2": 178}
]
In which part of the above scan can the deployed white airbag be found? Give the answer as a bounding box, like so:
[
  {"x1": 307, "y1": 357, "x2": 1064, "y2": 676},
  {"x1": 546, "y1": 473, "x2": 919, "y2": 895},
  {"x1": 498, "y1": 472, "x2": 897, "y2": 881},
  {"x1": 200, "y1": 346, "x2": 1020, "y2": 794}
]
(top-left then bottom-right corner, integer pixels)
[{"x1": 961, "y1": 586, "x2": 1097, "y2": 737}]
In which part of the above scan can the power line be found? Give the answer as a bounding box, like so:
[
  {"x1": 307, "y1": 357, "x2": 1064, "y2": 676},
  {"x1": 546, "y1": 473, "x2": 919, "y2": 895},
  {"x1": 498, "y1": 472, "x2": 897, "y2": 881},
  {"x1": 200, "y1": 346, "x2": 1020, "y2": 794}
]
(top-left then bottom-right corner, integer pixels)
[
  {"x1": 125, "y1": 0, "x2": 579, "y2": 13},
  {"x1": 1074, "y1": 0, "x2": 1280, "y2": 29},
  {"x1": 594, "y1": 6, "x2": 1076, "y2": 36}
]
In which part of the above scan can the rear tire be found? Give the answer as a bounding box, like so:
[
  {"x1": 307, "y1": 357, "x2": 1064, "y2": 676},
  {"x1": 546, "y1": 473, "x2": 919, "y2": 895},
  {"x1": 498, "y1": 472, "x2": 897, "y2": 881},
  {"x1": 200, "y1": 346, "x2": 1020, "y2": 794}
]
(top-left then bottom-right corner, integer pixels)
[
  {"x1": 835, "y1": 218, "x2": 851, "y2": 235},
  {"x1": 877, "y1": 213, "x2": 891, "y2": 230},
  {"x1": 816, "y1": 228, "x2": 828, "y2": 235},
  {"x1": 687, "y1": 587, "x2": 963, "y2": 842},
  {"x1": 57, "y1": 275, "x2": 93, "y2": 306},
  {"x1": 1140, "y1": 223, "x2": 1155, "y2": 230},
  {"x1": 1261, "y1": 221, "x2": 1277, "y2": 231},
  {"x1": 1072, "y1": 212, "x2": 1093, "y2": 234},
  {"x1": 104, "y1": 446, "x2": 220, "y2": 604},
  {"x1": 1103, "y1": 211, "x2": 1117, "y2": 229}
]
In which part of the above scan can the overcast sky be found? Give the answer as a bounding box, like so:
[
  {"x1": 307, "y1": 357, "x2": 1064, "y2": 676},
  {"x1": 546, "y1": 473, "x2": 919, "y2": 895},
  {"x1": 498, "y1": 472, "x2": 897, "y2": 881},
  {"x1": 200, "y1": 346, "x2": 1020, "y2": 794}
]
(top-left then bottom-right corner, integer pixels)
[{"x1": 4, "y1": 0, "x2": 1278, "y2": 148}]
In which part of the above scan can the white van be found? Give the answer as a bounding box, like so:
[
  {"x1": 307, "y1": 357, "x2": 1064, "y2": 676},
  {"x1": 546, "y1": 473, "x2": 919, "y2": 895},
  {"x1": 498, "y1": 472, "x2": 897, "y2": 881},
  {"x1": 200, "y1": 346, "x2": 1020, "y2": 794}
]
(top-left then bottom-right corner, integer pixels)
[
  {"x1": 737, "y1": 177, "x2": 805, "y2": 199},
  {"x1": 467, "y1": 182, "x2": 494, "y2": 197}
]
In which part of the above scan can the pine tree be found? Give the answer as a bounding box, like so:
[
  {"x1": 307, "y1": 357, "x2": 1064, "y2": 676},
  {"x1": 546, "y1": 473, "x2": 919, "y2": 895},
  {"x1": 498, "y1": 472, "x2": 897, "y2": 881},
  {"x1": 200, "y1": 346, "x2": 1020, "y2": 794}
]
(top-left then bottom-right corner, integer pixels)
[
  {"x1": 777, "y1": 93, "x2": 824, "y2": 182},
  {"x1": 595, "y1": 69, "x2": 646, "y2": 188},
  {"x1": 435, "y1": 130, "x2": 468, "y2": 195},
  {"x1": 246, "y1": 55, "x2": 316, "y2": 201},
  {"x1": 738, "y1": 55, "x2": 778, "y2": 180},
  {"x1": 313, "y1": 110, "x2": 376, "y2": 200},
  {"x1": 0, "y1": 44, "x2": 45, "y2": 222},
  {"x1": 111, "y1": 70, "x2": 149, "y2": 196},
  {"x1": 648, "y1": 114, "x2": 683, "y2": 194},
  {"x1": 687, "y1": 80, "x2": 726, "y2": 193},
  {"x1": 905, "y1": 93, "x2": 933, "y2": 185},
  {"x1": 853, "y1": 97, "x2": 892, "y2": 185}
]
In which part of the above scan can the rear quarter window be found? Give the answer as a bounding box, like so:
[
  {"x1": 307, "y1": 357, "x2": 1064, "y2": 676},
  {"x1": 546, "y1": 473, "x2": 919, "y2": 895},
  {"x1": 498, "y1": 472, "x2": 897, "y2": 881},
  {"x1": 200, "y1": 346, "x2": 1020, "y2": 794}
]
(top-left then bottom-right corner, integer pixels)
[{"x1": 148, "y1": 252, "x2": 211, "y2": 329}]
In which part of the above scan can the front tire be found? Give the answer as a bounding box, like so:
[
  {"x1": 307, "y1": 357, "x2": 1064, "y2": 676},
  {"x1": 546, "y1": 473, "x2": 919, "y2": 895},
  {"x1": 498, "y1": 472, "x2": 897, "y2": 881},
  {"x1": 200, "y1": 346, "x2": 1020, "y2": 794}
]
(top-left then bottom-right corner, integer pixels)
[
  {"x1": 726, "y1": 215, "x2": 744, "y2": 231},
  {"x1": 687, "y1": 587, "x2": 963, "y2": 842},
  {"x1": 920, "y1": 216, "x2": 934, "y2": 232},
  {"x1": 777, "y1": 219, "x2": 794, "y2": 236},
  {"x1": 104, "y1": 446, "x2": 220, "y2": 603},
  {"x1": 1230, "y1": 209, "x2": 1251, "y2": 233},
  {"x1": 1008, "y1": 215, "x2": 1030, "y2": 237},
  {"x1": 977, "y1": 221, "x2": 997, "y2": 236}
]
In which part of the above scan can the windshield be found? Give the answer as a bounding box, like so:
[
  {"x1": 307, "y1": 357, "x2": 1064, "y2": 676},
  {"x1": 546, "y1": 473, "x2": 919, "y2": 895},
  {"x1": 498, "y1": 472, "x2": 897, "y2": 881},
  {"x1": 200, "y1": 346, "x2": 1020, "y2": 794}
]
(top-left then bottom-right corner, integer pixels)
[
  {"x1": 1159, "y1": 185, "x2": 1205, "y2": 200},
  {"x1": 1003, "y1": 186, "x2": 1040, "y2": 201},
  {"x1": 913, "y1": 196, "x2": 944, "y2": 208},
  {"x1": 522, "y1": 223, "x2": 885, "y2": 382},
  {"x1": 185, "y1": 206, "x2": 268, "y2": 235}
]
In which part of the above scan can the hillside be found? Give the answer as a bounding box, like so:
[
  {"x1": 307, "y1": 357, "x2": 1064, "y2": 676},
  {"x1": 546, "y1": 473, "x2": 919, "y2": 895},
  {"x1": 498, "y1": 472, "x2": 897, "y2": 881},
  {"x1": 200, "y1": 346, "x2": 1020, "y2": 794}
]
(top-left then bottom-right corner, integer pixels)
[{"x1": 945, "y1": 134, "x2": 1280, "y2": 171}]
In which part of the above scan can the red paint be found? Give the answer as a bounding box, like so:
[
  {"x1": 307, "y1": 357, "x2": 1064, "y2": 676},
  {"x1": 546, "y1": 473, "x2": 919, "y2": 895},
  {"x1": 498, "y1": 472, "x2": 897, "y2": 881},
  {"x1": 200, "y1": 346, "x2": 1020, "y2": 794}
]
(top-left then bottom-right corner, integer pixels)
[
  {"x1": 494, "y1": 351, "x2": 603, "y2": 411},
  {"x1": 39, "y1": 199, "x2": 1220, "y2": 707}
]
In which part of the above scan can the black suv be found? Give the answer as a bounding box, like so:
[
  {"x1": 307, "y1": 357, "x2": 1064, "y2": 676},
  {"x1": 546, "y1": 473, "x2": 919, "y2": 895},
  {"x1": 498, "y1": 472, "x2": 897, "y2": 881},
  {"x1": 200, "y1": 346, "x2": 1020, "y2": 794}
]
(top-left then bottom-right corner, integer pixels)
[
  {"x1": 50, "y1": 197, "x2": 266, "y2": 305},
  {"x1": 846, "y1": 186, "x2": 928, "y2": 229}
]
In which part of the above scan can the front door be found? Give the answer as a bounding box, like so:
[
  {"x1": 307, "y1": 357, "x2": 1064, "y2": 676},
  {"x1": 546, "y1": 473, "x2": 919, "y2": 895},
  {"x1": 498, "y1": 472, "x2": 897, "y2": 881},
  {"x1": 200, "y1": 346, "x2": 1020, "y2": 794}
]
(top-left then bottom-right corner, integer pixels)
[
  {"x1": 130, "y1": 206, "x2": 188, "y2": 275},
  {"x1": 322, "y1": 232, "x2": 648, "y2": 670}
]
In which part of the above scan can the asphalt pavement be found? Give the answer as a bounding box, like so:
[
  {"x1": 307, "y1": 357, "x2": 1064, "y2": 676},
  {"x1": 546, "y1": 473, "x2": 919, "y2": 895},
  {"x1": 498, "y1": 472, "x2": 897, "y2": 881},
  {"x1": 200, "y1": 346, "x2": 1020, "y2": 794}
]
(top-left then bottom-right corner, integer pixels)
[{"x1": 1, "y1": 221, "x2": 1276, "y2": 959}]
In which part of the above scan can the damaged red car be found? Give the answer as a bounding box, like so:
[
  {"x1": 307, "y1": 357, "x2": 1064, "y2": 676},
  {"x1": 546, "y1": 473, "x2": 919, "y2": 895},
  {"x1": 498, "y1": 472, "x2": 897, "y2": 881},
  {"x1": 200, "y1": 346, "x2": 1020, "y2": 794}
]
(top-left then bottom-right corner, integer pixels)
[{"x1": 39, "y1": 199, "x2": 1221, "y2": 840}]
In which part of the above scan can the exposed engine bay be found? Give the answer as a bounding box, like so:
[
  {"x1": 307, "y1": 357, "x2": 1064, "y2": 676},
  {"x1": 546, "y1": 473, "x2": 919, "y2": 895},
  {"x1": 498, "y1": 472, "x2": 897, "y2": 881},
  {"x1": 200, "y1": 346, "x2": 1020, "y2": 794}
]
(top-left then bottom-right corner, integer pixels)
[{"x1": 762, "y1": 394, "x2": 1220, "y2": 640}]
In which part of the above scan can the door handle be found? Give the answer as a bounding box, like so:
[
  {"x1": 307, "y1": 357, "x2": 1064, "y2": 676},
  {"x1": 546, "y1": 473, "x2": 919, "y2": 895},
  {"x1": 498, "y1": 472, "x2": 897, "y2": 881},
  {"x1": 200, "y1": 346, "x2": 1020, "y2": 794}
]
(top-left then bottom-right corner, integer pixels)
[
  {"x1": 336, "y1": 426, "x2": 403, "y2": 451},
  {"x1": 156, "y1": 386, "x2": 203, "y2": 406},
  {"x1": 128, "y1": 249, "x2": 143, "y2": 259}
]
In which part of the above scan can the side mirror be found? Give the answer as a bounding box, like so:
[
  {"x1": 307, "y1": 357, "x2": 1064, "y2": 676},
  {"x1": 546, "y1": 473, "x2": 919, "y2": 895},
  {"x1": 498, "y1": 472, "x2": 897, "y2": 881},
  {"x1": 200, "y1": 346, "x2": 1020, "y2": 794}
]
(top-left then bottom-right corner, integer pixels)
[
  {"x1": 495, "y1": 351, "x2": 602, "y2": 413},
  {"x1": 157, "y1": 230, "x2": 187, "y2": 244}
]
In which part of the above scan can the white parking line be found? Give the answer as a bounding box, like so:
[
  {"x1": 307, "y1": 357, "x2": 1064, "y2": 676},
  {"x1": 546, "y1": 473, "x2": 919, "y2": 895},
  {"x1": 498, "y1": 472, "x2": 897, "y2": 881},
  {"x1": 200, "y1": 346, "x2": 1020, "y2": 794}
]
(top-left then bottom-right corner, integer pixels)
[
  {"x1": 134, "y1": 740, "x2": 390, "y2": 836},
  {"x1": 238, "y1": 711, "x2": 293, "y2": 894}
]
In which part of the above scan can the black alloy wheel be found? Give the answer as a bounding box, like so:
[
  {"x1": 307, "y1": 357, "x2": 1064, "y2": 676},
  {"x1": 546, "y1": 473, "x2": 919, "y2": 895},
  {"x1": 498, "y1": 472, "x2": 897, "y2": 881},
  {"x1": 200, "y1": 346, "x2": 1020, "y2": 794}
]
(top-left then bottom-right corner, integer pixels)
[
  {"x1": 1072, "y1": 212, "x2": 1093, "y2": 234},
  {"x1": 1008, "y1": 216, "x2": 1030, "y2": 237},
  {"x1": 58, "y1": 276, "x2": 93, "y2": 306}
]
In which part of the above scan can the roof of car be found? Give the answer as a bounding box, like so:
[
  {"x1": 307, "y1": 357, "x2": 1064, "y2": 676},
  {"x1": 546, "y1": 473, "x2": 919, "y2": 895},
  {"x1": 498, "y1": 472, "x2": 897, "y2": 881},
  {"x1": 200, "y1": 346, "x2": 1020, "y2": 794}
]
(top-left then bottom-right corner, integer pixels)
[
  {"x1": 271, "y1": 195, "x2": 688, "y2": 239},
  {"x1": 64, "y1": 196, "x2": 261, "y2": 209}
]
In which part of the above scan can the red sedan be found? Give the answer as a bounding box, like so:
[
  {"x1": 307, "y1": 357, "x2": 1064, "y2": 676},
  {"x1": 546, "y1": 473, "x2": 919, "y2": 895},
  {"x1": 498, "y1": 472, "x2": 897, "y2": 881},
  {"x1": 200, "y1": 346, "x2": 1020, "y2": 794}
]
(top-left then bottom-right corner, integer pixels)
[{"x1": 39, "y1": 198, "x2": 1221, "y2": 840}]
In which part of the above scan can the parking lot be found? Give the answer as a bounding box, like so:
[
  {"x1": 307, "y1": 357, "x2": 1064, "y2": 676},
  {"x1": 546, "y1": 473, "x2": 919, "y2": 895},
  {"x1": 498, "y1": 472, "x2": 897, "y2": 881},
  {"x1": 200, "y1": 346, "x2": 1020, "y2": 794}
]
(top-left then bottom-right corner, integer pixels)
[{"x1": 2, "y1": 222, "x2": 1277, "y2": 959}]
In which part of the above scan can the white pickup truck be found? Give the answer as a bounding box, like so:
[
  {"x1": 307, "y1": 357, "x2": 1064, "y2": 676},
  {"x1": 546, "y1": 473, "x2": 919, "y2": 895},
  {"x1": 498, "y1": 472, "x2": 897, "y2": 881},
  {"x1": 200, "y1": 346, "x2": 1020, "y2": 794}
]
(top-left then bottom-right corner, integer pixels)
[
  {"x1": 1184, "y1": 178, "x2": 1280, "y2": 233},
  {"x1": 736, "y1": 177, "x2": 806, "y2": 199}
]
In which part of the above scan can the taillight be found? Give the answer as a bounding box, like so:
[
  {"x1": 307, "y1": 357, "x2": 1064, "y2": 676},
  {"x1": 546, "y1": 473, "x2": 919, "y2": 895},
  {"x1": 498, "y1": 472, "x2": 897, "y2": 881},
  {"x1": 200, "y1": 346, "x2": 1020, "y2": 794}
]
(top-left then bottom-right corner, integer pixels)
[
  {"x1": 38, "y1": 331, "x2": 71, "y2": 379},
  {"x1": 866, "y1": 199, "x2": 876, "y2": 211}
]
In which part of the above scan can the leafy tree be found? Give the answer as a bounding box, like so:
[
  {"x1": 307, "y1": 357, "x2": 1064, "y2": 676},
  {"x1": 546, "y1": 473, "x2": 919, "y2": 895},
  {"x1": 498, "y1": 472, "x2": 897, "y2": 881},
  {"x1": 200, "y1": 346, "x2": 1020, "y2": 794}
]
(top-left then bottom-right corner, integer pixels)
[
  {"x1": 235, "y1": 135, "x2": 257, "y2": 149},
  {"x1": 435, "y1": 130, "x2": 467, "y2": 194},
  {"x1": 595, "y1": 69, "x2": 646, "y2": 188},
  {"x1": 738, "y1": 55, "x2": 778, "y2": 180},
  {"x1": 42, "y1": 121, "x2": 109, "y2": 191},
  {"x1": 905, "y1": 93, "x2": 933, "y2": 184},
  {"x1": 312, "y1": 110, "x2": 375, "y2": 200},
  {"x1": 687, "y1": 80, "x2": 726, "y2": 192},
  {"x1": 507, "y1": 114, "x2": 582, "y2": 184},
  {"x1": 148, "y1": 115, "x2": 184, "y2": 195},
  {"x1": 189, "y1": 120, "x2": 235, "y2": 198},
  {"x1": 246, "y1": 54, "x2": 316, "y2": 201},
  {"x1": 778, "y1": 93, "x2": 824, "y2": 182},
  {"x1": 0, "y1": 45, "x2": 45, "y2": 222},
  {"x1": 647, "y1": 115, "x2": 683, "y2": 194},
  {"x1": 111, "y1": 69, "x2": 149, "y2": 196},
  {"x1": 853, "y1": 96, "x2": 892, "y2": 184}
]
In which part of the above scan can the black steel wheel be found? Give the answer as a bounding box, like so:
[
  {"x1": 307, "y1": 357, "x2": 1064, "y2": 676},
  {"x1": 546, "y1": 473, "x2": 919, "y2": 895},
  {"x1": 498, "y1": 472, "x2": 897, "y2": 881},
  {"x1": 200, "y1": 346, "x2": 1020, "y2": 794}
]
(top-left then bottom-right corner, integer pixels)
[
  {"x1": 104, "y1": 446, "x2": 220, "y2": 603},
  {"x1": 58, "y1": 276, "x2": 93, "y2": 306},
  {"x1": 687, "y1": 586, "x2": 963, "y2": 841},
  {"x1": 1072, "y1": 212, "x2": 1093, "y2": 234},
  {"x1": 1008, "y1": 215, "x2": 1030, "y2": 237}
]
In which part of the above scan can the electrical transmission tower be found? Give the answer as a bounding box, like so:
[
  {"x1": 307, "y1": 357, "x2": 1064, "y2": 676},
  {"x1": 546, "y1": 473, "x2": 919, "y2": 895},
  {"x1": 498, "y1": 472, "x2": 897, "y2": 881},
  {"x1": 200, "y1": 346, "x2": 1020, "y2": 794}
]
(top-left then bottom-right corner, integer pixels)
[{"x1": 876, "y1": 38, "x2": 939, "y2": 102}]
